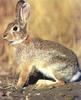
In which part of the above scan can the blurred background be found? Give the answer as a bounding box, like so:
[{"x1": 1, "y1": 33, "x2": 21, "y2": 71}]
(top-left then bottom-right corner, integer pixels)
[{"x1": 0, "y1": 0, "x2": 81, "y2": 74}]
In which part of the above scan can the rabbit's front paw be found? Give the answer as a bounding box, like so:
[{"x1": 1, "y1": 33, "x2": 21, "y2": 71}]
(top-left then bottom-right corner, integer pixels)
[
  {"x1": 15, "y1": 84, "x2": 22, "y2": 91},
  {"x1": 16, "y1": 79, "x2": 24, "y2": 91}
]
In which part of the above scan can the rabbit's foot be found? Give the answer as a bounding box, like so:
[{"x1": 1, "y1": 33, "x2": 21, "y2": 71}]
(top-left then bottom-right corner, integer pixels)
[
  {"x1": 35, "y1": 79, "x2": 65, "y2": 90},
  {"x1": 35, "y1": 79, "x2": 55, "y2": 90},
  {"x1": 16, "y1": 82, "x2": 23, "y2": 91},
  {"x1": 16, "y1": 78, "x2": 26, "y2": 90}
]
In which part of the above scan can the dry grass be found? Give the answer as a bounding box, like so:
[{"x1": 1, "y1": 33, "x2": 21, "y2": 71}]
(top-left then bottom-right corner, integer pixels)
[{"x1": 0, "y1": 0, "x2": 81, "y2": 69}]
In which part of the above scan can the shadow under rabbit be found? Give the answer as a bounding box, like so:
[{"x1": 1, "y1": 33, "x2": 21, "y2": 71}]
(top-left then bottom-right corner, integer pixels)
[
  {"x1": 23, "y1": 70, "x2": 81, "y2": 88},
  {"x1": 24, "y1": 71, "x2": 55, "y2": 87}
]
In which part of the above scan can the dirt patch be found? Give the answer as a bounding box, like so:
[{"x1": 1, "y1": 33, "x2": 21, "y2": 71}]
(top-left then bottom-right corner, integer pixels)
[{"x1": 0, "y1": 74, "x2": 81, "y2": 100}]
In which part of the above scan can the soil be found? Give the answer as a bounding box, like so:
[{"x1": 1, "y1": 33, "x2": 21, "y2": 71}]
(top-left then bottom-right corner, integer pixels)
[{"x1": 0, "y1": 71, "x2": 81, "y2": 100}]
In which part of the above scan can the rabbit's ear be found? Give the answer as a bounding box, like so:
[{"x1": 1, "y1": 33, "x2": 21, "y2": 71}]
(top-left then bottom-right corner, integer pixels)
[{"x1": 16, "y1": 0, "x2": 30, "y2": 25}]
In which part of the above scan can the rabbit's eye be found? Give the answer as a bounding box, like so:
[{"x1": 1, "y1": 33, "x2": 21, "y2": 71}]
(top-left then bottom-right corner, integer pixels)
[{"x1": 13, "y1": 26, "x2": 18, "y2": 31}]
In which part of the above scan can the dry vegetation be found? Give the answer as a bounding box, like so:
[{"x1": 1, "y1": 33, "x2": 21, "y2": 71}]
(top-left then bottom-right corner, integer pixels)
[{"x1": 0, "y1": 0, "x2": 81, "y2": 71}]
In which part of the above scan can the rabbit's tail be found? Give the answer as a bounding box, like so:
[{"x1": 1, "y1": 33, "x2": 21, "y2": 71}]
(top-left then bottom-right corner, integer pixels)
[
  {"x1": 70, "y1": 70, "x2": 81, "y2": 82},
  {"x1": 70, "y1": 58, "x2": 81, "y2": 82}
]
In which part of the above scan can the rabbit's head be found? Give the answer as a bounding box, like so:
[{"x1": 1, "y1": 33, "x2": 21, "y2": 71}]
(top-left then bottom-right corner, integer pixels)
[{"x1": 3, "y1": 0, "x2": 30, "y2": 45}]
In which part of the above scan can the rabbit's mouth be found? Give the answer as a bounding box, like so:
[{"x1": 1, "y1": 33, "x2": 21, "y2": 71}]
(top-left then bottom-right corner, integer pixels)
[
  {"x1": 9, "y1": 40, "x2": 23, "y2": 45},
  {"x1": 9, "y1": 37, "x2": 27, "y2": 45}
]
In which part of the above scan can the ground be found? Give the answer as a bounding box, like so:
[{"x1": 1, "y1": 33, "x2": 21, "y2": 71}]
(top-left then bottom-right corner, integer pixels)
[{"x1": 0, "y1": 71, "x2": 81, "y2": 100}]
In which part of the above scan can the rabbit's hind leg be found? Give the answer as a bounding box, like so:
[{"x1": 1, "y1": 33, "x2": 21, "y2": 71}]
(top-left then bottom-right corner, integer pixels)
[{"x1": 35, "y1": 79, "x2": 65, "y2": 90}]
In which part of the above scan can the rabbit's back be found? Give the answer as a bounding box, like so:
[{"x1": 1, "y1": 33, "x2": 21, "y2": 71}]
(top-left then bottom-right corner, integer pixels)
[{"x1": 32, "y1": 38, "x2": 77, "y2": 60}]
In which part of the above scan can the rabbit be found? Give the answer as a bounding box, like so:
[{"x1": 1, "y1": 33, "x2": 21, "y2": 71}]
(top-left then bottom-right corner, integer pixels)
[{"x1": 2, "y1": 0, "x2": 81, "y2": 90}]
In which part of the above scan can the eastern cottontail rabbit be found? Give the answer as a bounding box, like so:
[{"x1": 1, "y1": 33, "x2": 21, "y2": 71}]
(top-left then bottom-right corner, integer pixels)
[{"x1": 2, "y1": 0, "x2": 81, "y2": 90}]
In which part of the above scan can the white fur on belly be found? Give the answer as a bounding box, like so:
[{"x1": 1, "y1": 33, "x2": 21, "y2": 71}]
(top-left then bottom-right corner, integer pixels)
[{"x1": 38, "y1": 67, "x2": 55, "y2": 79}]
